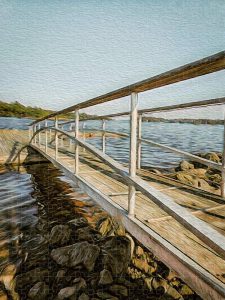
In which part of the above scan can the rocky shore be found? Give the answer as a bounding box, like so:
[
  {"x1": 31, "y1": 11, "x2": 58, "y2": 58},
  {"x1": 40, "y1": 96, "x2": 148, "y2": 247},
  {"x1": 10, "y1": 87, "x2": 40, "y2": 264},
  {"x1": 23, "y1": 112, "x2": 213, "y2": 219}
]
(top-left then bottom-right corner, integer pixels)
[
  {"x1": 163, "y1": 152, "x2": 222, "y2": 194},
  {"x1": 12, "y1": 204, "x2": 198, "y2": 299}
]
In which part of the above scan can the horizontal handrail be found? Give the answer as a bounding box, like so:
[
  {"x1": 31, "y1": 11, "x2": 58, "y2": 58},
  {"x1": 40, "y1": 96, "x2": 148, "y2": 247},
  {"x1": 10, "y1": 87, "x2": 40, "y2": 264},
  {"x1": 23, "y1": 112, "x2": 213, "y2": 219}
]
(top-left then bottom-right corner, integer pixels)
[
  {"x1": 32, "y1": 126, "x2": 222, "y2": 171},
  {"x1": 30, "y1": 126, "x2": 225, "y2": 259},
  {"x1": 31, "y1": 51, "x2": 225, "y2": 125},
  {"x1": 82, "y1": 96, "x2": 225, "y2": 120},
  {"x1": 35, "y1": 96, "x2": 225, "y2": 125}
]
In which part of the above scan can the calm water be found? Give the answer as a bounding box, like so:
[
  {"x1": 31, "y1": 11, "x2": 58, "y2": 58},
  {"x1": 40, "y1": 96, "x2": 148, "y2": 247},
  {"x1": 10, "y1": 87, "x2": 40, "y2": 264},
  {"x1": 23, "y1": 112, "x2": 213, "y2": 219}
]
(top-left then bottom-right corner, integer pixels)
[
  {"x1": 0, "y1": 117, "x2": 223, "y2": 168},
  {"x1": 0, "y1": 163, "x2": 103, "y2": 299}
]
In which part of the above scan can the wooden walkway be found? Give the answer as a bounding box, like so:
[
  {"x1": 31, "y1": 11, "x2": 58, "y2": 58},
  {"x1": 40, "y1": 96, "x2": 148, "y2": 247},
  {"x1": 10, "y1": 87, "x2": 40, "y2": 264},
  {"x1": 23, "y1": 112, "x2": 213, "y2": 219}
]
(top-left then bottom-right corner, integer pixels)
[{"x1": 29, "y1": 138, "x2": 225, "y2": 300}]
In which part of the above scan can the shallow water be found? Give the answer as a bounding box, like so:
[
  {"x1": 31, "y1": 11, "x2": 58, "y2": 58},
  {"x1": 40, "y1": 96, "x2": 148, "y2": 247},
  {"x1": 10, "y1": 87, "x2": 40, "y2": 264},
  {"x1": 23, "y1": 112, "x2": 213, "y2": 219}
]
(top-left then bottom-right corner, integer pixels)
[{"x1": 0, "y1": 162, "x2": 104, "y2": 299}]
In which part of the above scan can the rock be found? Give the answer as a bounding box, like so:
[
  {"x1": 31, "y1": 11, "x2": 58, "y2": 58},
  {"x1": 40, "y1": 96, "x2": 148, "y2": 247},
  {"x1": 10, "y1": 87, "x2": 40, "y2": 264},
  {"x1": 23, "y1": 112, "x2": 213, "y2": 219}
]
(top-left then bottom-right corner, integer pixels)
[
  {"x1": 144, "y1": 277, "x2": 153, "y2": 291},
  {"x1": 49, "y1": 225, "x2": 71, "y2": 245},
  {"x1": 16, "y1": 268, "x2": 49, "y2": 287},
  {"x1": 102, "y1": 236, "x2": 131, "y2": 276},
  {"x1": 56, "y1": 269, "x2": 67, "y2": 279},
  {"x1": 78, "y1": 293, "x2": 89, "y2": 300},
  {"x1": 28, "y1": 282, "x2": 49, "y2": 300},
  {"x1": 179, "y1": 284, "x2": 194, "y2": 296},
  {"x1": 109, "y1": 284, "x2": 128, "y2": 297},
  {"x1": 68, "y1": 217, "x2": 88, "y2": 228},
  {"x1": 76, "y1": 227, "x2": 96, "y2": 242},
  {"x1": 204, "y1": 152, "x2": 221, "y2": 163},
  {"x1": 72, "y1": 278, "x2": 87, "y2": 291},
  {"x1": 96, "y1": 217, "x2": 125, "y2": 237},
  {"x1": 51, "y1": 241, "x2": 100, "y2": 272},
  {"x1": 0, "y1": 264, "x2": 19, "y2": 300},
  {"x1": 57, "y1": 286, "x2": 77, "y2": 299},
  {"x1": 97, "y1": 291, "x2": 117, "y2": 299},
  {"x1": 179, "y1": 160, "x2": 194, "y2": 171},
  {"x1": 135, "y1": 246, "x2": 144, "y2": 257},
  {"x1": 98, "y1": 269, "x2": 113, "y2": 285}
]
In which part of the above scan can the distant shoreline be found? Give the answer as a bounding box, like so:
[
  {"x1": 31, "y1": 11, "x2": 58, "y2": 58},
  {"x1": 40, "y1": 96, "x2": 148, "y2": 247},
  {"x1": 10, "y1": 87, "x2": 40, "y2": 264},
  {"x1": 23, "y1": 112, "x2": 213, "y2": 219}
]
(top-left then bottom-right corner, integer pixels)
[{"x1": 142, "y1": 117, "x2": 223, "y2": 125}]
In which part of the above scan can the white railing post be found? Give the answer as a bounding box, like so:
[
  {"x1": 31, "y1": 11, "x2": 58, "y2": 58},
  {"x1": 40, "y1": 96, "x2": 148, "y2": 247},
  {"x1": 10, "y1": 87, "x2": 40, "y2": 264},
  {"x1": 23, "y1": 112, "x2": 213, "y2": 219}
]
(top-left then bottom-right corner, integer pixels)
[
  {"x1": 137, "y1": 114, "x2": 142, "y2": 169},
  {"x1": 32, "y1": 125, "x2": 35, "y2": 144},
  {"x1": 45, "y1": 120, "x2": 48, "y2": 153},
  {"x1": 82, "y1": 121, "x2": 86, "y2": 152},
  {"x1": 221, "y1": 112, "x2": 225, "y2": 198},
  {"x1": 74, "y1": 110, "x2": 79, "y2": 174},
  {"x1": 34, "y1": 124, "x2": 37, "y2": 145},
  {"x1": 69, "y1": 123, "x2": 72, "y2": 149},
  {"x1": 60, "y1": 125, "x2": 64, "y2": 148},
  {"x1": 55, "y1": 117, "x2": 58, "y2": 160},
  {"x1": 102, "y1": 119, "x2": 106, "y2": 153},
  {"x1": 38, "y1": 123, "x2": 41, "y2": 147},
  {"x1": 128, "y1": 92, "x2": 138, "y2": 216}
]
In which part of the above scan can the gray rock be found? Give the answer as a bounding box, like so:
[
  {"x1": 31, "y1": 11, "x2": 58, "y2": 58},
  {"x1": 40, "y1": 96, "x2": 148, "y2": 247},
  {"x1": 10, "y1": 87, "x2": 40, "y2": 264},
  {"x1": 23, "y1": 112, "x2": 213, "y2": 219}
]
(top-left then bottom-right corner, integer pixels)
[
  {"x1": 97, "y1": 291, "x2": 117, "y2": 299},
  {"x1": 109, "y1": 284, "x2": 128, "y2": 297},
  {"x1": 72, "y1": 278, "x2": 87, "y2": 291},
  {"x1": 98, "y1": 269, "x2": 113, "y2": 285},
  {"x1": 102, "y1": 236, "x2": 131, "y2": 276},
  {"x1": 49, "y1": 225, "x2": 71, "y2": 245},
  {"x1": 16, "y1": 268, "x2": 49, "y2": 287},
  {"x1": 68, "y1": 217, "x2": 88, "y2": 228},
  {"x1": 57, "y1": 286, "x2": 77, "y2": 299},
  {"x1": 78, "y1": 293, "x2": 89, "y2": 300},
  {"x1": 51, "y1": 241, "x2": 100, "y2": 271},
  {"x1": 28, "y1": 282, "x2": 49, "y2": 300}
]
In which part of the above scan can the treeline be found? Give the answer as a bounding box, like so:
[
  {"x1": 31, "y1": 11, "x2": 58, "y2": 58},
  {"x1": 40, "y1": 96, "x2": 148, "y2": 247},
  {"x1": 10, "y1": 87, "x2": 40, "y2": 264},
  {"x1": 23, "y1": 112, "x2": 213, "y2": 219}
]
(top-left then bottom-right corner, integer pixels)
[
  {"x1": 142, "y1": 116, "x2": 223, "y2": 125},
  {"x1": 0, "y1": 101, "x2": 91, "y2": 120}
]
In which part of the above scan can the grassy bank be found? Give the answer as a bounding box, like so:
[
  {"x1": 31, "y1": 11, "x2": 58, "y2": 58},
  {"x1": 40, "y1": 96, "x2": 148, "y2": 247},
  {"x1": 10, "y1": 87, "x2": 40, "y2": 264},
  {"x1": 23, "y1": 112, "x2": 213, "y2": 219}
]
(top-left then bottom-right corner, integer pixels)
[{"x1": 0, "y1": 100, "x2": 91, "y2": 120}]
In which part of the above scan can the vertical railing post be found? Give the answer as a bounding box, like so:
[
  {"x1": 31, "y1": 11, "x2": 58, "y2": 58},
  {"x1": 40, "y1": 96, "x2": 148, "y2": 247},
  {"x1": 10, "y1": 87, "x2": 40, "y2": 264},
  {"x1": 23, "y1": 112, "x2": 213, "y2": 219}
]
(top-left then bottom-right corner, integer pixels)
[
  {"x1": 38, "y1": 123, "x2": 41, "y2": 147},
  {"x1": 28, "y1": 126, "x2": 31, "y2": 140},
  {"x1": 55, "y1": 117, "x2": 58, "y2": 160},
  {"x1": 128, "y1": 92, "x2": 138, "y2": 216},
  {"x1": 45, "y1": 120, "x2": 48, "y2": 153},
  {"x1": 32, "y1": 125, "x2": 35, "y2": 144},
  {"x1": 69, "y1": 123, "x2": 72, "y2": 149},
  {"x1": 137, "y1": 114, "x2": 142, "y2": 169},
  {"x1": 221, "y1": 113, "x2": 225, "y2": 198},
  {"x1": 82, "y1": 121, "x2": 86, "y2": 152},
  {"x1": 102, "y1": 119, "x2": 106, "y2": 153},
  {"x1": 74, "y1": 110, "x2": 79, "y2": 174},
  {"x1": 60, "y1": 125, "x2": 64, "y2": 148},
  {"x1": 34, "y1": 124, "x2": 37, "y2": 145}
]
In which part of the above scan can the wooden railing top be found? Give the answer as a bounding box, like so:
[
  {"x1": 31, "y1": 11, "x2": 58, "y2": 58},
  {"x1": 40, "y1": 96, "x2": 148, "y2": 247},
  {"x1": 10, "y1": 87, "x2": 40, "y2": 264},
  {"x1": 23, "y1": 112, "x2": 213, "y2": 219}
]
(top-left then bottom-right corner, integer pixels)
[{"x1": 31, "y1": 50, "x2": 225, "y2": 125}]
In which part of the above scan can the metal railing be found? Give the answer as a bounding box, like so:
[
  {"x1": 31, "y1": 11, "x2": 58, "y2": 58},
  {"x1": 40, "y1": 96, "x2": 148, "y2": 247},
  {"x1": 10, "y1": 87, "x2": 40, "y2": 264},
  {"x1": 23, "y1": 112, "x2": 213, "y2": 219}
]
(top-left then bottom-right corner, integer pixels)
[{"x1": 29, "y1": 51, "x2": 225, "y2": 258}]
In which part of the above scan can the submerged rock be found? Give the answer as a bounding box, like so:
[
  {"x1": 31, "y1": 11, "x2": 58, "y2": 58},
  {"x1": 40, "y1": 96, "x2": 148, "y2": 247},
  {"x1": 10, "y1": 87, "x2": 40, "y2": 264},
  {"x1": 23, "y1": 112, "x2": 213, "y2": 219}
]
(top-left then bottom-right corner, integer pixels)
[
  {"x1": 28, "y1": 282, "x2": 49, "y2": 300},
  {"x1": 109, "y1": 284, "x2": 128, "y2": 297},
  {"x1": 57, "y1": 286, "x2": 77, "y2": 299},
  {"x1": 51, "y1": 241, "x2": 100, "y2": 271},
  {"x1": 98, "y1": 269, "x2": 113, "y2": 285},
  {"x1": 78, "y1": 293, "x2": 89, "y2": 300},
  {"x1": 49, "y1": 225, "x2": 71, "y2": 245},
  {"x1": 68, "y1": 217, "x2": 88, "y2": 228},
  {"x1": 102, "y1": 236, "x2": 131, "y2": 276},
  {"x1": 16, "y1": 267, "x2": 49, "y2": 287}
]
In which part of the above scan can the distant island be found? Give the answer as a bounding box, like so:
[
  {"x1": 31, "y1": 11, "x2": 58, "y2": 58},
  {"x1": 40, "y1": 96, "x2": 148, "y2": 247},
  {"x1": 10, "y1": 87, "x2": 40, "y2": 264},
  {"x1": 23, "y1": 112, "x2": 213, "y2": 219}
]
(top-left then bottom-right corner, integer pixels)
[
  {"x1": 142, "y1": 116, "x2": 223, "y2": 125},
  {"x1": 0, "y1": 101, "x2": 92, "y2": 120}
]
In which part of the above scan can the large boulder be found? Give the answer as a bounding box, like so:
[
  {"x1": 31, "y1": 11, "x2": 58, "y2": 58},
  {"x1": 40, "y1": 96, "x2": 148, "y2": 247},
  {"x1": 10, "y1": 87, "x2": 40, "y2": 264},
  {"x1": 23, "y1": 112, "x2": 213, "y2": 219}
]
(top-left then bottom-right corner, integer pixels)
[
  {"x1": 102, "y1": 236, "x2": 131, "y2": 276},
  {"x1": 51, "y1": 241, "x2": 100, "y2": 271}
]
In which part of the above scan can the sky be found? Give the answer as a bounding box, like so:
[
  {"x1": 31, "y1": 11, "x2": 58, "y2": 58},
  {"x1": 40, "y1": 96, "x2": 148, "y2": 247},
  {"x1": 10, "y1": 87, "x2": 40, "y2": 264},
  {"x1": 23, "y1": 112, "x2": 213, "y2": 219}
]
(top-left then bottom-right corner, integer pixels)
[{"x1": 0, "y1": 0, "x2": 225, "y2": 119}]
